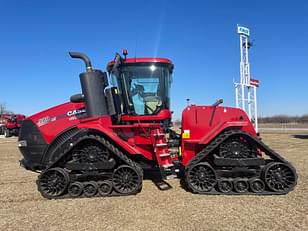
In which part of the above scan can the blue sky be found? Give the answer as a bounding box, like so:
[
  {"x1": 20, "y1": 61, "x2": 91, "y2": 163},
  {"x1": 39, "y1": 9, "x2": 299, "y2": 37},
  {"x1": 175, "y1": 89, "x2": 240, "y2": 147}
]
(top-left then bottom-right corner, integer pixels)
[{"x1": 0, "y1": 0, "x2": 307, "y2": 119}]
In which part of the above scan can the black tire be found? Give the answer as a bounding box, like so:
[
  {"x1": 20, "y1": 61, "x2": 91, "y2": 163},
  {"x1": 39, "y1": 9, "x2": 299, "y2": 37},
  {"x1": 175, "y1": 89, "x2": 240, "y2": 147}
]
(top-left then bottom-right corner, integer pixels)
[
  {"x1": 263, "y1": 162, "x2": 297, "y2": 193},
  {"x1": 112, "y1": 165, "x2": 142, "y2": 194},
  {"x1": 233, "y1": 178, "x2": 249, "y2": 193},
  {"x1": 83, "y1": 181, "x2": 98, "y2": 197},
  {"x1": 4, "y1": 129, "x2": 11, "y2": 138},
  {"x1": 185, "y1": 162, "x2": 217, "y2": 193},
  {"x1": 249, "y1": 178, "x2": 265, "y2": 193},
  {"x1": 98, "y1": 180, "x2": 113, "y2": 196},
  {"x1": 37, "y1": 167, "x2": 70, "y2": 198},
  {"x1": 68, "y1": 182, "x2": 84, "y2": 197}
]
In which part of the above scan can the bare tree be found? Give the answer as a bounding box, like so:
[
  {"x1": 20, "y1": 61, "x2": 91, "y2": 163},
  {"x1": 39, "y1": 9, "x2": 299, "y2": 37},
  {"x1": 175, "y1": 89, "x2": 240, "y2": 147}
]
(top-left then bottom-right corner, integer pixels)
[
  {"x1": 259, "y1": 114, "x2": 308, "y2": 124},
  {"x1": 0, "y1": 103, "x2": 6, "y2": 115}
]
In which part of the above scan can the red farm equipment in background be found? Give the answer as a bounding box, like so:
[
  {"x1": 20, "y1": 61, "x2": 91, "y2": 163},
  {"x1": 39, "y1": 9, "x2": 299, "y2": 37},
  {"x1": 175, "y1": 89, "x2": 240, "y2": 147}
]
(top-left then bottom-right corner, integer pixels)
[
  {"x1": 18, "y1": 51, "x2": 297, "y2": 199},
  {"x1": 0, "y1": 114, "x2": 26, "y2": 137}
]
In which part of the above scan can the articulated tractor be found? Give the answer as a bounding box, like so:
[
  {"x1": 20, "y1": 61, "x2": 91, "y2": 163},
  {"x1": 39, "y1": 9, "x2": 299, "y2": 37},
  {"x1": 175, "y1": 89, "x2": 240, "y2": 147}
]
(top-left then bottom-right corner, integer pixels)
[
  {"x1": 18, "y1": 51, "x2": 297, "y2": 198},
  {"x1": 0, "y1": 114, "x2": 25, "y2": 137}
]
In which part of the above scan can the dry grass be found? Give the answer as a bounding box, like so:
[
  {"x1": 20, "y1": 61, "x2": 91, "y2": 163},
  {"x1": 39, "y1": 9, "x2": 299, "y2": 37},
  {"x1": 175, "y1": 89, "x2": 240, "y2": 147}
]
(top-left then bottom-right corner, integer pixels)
[{"x1": 0, "y1": 132, "x2": 308, "y2": 231}]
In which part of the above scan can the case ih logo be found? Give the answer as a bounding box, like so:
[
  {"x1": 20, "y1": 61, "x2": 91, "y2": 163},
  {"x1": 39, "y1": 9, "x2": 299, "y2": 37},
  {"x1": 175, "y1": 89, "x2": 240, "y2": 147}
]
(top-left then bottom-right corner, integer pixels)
[{"x1": 67, "y1": 108, "x2": 86, "y2": 117}]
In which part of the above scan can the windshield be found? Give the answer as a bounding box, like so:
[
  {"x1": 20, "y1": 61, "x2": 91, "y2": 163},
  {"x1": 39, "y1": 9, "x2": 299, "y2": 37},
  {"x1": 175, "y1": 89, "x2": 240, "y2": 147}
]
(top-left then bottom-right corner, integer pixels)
[{"x1": 112, "y1": 64, "x2": 172, "y2": 115}]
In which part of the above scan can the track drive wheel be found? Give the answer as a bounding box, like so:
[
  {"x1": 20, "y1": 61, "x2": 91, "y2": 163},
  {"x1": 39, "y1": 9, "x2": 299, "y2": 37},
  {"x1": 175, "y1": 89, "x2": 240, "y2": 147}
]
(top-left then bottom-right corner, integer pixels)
[
  {"x1": 37, "y1": 167, "x2": 70, "y2": 198},
  {"x1": 263, "y1": 162, "x2": 297, "y2": 193},
  {"x1": 98, "y1": 180, "x2": 113, "y2": 196},
  {"x1": 186, "y1": 162, "x2": 217, "y2": 193},
  {"x1": 112, "y1": 165, "x2": 142, "y2": 195},
  {"x1": 72, "y1": 140, "x2": 111, "y2": 163},
  {"x1": 219, "y1": 135, "x2": 256, "y2": 158}
]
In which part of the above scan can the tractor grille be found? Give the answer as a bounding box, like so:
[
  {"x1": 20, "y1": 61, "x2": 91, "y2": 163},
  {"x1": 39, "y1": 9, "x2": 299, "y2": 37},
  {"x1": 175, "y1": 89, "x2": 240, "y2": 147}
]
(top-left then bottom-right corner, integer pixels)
[{"x1": 19, "y1": 120, "x2": 46, "y2": 145}]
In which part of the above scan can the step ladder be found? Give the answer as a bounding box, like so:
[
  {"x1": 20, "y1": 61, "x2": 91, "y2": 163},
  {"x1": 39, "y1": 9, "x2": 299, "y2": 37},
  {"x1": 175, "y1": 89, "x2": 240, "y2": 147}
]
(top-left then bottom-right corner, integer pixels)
[{"x1": 151, "y1": 129, "x2": 177, "y2": 180}]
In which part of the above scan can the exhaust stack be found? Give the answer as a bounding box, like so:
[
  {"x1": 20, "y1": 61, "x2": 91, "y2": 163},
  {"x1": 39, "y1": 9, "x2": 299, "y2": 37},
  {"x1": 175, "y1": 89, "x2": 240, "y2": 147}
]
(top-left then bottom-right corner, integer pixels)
[{"x1": 69, "y1": 51, "x2": 108, "y2": 117}]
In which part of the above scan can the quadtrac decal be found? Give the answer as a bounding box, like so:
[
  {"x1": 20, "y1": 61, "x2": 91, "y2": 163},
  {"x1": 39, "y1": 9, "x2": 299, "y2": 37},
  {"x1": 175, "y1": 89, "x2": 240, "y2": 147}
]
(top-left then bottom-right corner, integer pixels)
[{"x1": 37, "y1": 116, "x2": 49, "y2": 127}]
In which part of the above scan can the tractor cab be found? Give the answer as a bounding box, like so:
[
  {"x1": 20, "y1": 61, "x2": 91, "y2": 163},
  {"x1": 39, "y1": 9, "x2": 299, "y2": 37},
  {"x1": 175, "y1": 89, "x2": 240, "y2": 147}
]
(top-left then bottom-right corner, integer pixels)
[{"x1": 107, "y1": 53, "x2": 173, "y2": 121}]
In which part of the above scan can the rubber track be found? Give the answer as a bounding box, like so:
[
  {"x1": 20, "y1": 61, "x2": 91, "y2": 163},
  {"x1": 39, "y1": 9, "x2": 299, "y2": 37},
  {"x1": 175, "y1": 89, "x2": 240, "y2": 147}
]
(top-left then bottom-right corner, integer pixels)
[
  {"x1": 184, "y1": 129, "x2": 298, "y2": 195},
  {"x1": 38, "y1": 134, "x2": 143, "y2": 199}
]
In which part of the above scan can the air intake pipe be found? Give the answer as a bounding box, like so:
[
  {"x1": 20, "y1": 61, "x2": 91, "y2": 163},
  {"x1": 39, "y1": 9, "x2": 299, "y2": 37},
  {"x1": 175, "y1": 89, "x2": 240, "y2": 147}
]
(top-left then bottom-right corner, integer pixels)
[{"x1": 69, "y1": 51, "x2": 108, "y2": 117}]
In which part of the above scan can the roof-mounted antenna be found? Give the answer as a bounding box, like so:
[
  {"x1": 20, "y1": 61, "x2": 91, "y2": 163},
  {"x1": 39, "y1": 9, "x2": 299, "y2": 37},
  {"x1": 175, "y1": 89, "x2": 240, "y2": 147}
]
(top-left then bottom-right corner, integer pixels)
[{"x1": 134, "y1": 36, "x2": 138, "y2": 61}]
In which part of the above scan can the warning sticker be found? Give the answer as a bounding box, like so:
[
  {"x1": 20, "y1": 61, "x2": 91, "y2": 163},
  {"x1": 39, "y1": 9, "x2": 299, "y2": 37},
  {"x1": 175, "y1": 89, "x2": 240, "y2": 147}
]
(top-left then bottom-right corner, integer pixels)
[{"x1": 182, "y1": 129, "x2": 190, "y2": 139}]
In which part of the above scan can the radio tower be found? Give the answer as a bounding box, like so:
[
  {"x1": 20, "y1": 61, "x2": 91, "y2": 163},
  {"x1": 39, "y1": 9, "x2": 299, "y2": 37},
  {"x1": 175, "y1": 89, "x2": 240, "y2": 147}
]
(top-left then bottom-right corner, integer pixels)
[{"x1": 235, "y1": 25, "x2": 260, "y2": 132}]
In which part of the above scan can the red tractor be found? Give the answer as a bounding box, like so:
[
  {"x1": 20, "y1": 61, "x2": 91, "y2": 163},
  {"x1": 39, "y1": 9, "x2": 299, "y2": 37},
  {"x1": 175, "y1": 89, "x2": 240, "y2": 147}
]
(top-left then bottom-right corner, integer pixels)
[
  {"x1": 18, "y1": 51, "x2": 297, "y2": 199},
  {"x1": 0, "y1": 114, "x2": 26, "y2": 137}
]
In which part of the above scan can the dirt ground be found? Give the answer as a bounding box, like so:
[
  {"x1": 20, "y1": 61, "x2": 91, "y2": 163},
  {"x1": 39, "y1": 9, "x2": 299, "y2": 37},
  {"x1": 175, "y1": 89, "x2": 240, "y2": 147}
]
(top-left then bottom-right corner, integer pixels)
[{"x1": 0, "y1": 132, "x2": 308, "y2": 231}]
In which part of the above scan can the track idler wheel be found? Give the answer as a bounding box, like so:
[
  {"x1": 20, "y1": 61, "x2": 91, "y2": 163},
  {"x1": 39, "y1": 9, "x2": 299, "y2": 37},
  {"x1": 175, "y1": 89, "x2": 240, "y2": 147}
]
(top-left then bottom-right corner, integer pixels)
[
  {"x1": 98, "y1": 180, "x2": 113, "y2": 196},
  {"x1": 37, "y1": 167, "x2": 70, "y2": 198},
  {"x1": 219, "y1": 135, "x2": 256, "y2": 159},
  {"x1": 112, "y1": 165, "x2": 142, "y2": 194},
  {"x1": 263, "y1": 162, "x2": 297, "y2": 193},
  {"x1": 233, "y1": 178, "x2": 249, "y2": 193},
  {"x1": 249, "y1": 178, "x2": 265, "y2": 193},
  {"x1": 217, "y1": 179, "x2": 233, "y2": 193},
  {"x1": 186, "y1": 162, "x2": 217, "y2": 193},
  {"x1": 83, "y1": 181, "x2": 98, "y2": 197},
  {"x1": 68, "y1": 182, "x2": 84, "y2": 197}
]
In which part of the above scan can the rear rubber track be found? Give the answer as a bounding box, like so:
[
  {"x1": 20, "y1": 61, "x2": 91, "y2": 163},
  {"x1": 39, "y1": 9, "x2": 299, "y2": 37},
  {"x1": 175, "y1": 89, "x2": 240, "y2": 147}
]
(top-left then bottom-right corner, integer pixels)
[{"x1": 184, "y1": 129, "x2": 297, "y2": 195}]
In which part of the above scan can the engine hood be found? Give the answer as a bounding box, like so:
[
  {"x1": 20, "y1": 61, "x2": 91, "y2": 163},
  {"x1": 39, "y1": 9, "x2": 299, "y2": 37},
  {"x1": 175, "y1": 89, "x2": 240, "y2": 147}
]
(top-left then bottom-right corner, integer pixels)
[{"x1": 26, "y1": 102, "x2": 86, "y2": 144}]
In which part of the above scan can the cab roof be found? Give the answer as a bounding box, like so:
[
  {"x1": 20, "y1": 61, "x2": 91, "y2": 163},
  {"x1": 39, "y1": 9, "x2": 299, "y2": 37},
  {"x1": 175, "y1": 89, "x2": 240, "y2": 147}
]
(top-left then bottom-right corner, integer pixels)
[{"x1": 107, "y1": 57, "x2": 173, "y2": 71}]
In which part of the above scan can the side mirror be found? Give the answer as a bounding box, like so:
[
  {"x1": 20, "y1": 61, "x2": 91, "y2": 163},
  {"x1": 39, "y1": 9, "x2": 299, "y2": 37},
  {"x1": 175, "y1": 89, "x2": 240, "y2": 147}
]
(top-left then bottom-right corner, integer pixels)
[{"x1": 70, "y1": 93, "x2": 84, "y2": 103}]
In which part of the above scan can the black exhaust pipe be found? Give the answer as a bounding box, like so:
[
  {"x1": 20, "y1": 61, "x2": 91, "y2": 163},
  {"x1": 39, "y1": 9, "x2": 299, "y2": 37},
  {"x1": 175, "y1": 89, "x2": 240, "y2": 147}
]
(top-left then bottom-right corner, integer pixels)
[
  {"x1": 69, "y1": 51, "x2": 108, "y2": 117},
  {"x1": 69, "y1": 52, "x2": 93, "y2": 72}
]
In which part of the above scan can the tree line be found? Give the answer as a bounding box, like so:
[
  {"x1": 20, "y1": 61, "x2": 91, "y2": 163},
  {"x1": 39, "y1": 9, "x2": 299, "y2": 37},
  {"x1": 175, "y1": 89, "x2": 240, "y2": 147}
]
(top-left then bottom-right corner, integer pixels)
[
  {"x1": 0, "y1": 103, "x2": 13, "y2": 115},
  {"x1": 258, "y1": 115, "x2": 308, "y2": 124},
  {"x1": 173, "y1": 115, "x2": 308, "y2": 125}
]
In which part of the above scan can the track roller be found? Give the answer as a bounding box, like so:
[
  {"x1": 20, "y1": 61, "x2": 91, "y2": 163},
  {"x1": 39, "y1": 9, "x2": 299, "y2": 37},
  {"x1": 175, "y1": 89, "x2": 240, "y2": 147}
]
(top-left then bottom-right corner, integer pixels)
[
  {"x1": 217, "y1": 179, "x2": 233, "y2": 193},
  {"x1": 233, "y1": 178, "x2": 249, "y2": 193},
  {"x1": 249, "y1": 178, "x2": 265, "y2": 193},
  {"x1": 68, "y1": 182, "x2": 84, "y2": 197},
  {"x1": 83, "y1": 181, "x2": 98, "y2": 197},
  {"x1": 98, "y1": 180, "x2": 113, "y2": 196}
]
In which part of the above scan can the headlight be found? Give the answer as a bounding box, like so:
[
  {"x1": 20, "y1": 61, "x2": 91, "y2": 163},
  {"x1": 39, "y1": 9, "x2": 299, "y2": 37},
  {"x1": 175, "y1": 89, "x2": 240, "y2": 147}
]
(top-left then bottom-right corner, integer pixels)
[{"x1": 18, "y1": 140, "x2": 27, "y2": 147}]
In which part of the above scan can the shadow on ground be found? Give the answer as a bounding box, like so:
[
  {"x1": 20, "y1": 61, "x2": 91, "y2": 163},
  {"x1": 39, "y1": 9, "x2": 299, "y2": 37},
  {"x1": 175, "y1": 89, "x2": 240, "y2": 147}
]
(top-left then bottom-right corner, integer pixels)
[
  {"x1": 144, "y1": 170, "x2": 173, "y2": 191},
  {"x1": 293, "y1": 134, "x2": 308, "y2": 139}
]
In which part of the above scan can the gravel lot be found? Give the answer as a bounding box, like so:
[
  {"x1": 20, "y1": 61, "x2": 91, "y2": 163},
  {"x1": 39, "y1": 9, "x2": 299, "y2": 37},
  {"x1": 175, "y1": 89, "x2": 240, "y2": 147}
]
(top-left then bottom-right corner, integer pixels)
[{"x1": 0, "y1": 132, "x2": 307, "y2": 231}]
